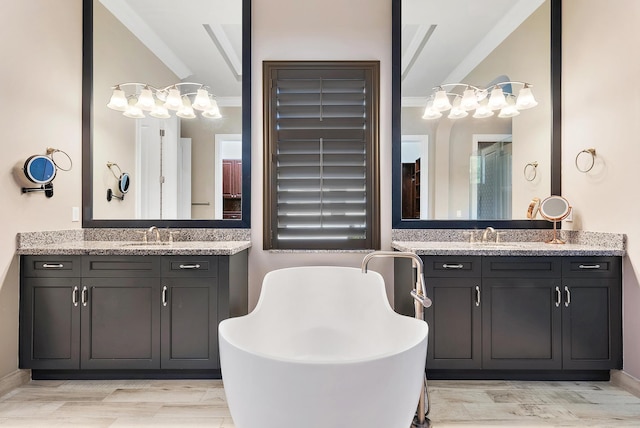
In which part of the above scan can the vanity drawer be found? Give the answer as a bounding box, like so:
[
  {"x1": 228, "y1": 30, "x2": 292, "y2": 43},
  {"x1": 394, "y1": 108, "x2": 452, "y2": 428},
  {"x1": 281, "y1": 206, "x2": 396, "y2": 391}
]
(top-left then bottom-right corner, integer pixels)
[
  {"x1": 161, "y1": 256, "x2": 218, "y2": 278},
  {"x1": 562, "y1": 257, "x2": 621, "y2": 278},
  {"x1": 82, "y1": 256, "x2": 161, "y2": 278},
  {"x1": 483, "y1": 256, "x2": 561, "y2": 278},
  {"x1": 423, "y1": 256, "x2": 481, "y2": 278},
  {"x1": 22, "y1": 256, "x2": 81, "y2": 278}
]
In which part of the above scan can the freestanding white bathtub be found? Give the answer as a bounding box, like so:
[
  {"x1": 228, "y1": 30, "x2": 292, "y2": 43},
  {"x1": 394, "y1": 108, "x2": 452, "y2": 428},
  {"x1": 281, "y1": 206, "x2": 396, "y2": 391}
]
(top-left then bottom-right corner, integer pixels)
[{"x1": 218, "y1": 266, "x2": 429, "y2": 428}]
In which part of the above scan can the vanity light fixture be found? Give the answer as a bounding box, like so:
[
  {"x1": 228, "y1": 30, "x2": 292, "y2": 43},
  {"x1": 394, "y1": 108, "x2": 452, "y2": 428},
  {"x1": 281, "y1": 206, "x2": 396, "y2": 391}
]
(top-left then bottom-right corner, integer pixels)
[
  {"x1": 107, "y1": 82, "x2": 222, "y2": 120},
  {"x1": 422, "y1": 81, "x2": 537, "y2": 121}
]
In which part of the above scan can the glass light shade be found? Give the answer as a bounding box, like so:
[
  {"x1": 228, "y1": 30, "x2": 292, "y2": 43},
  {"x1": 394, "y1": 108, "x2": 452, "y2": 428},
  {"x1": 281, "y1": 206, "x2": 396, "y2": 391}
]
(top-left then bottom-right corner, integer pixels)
[
  {"x1": 176, "y1": 96, "x2": 196, "y2": 119},
  {"x1": 472, "y1": 100, "x2": 494, "y2": 119},
  {"x1": 202, "y1": 98, "x2": 222, "y2": 118},
  {"x1": 107, "y1": 88, "x2": 128, "y2": 111},
  {"x1": 422, "y1": 101, "x2": 442, "y2": 120},
  {"x1": 149, "y1": 100, "x2": 171, "y2": 119},
  {"x1": 448, "y1": 98, "x2": 468, "y2": 119},
  {"x1": 164, "y1": 88, "x2": 183, "y2": 111},
  {"x1": 136, "y1": 87, "x2": 155, "y2": 111},
  {"x1": 498, "y1": 97, "x2": 520, "y2": 118},
  {"x1": 488, "y1": 87, "x2": 508, "y2": 110},
  {"x1": 460, "y1": 88, "x2": 479, "y2": 111},
  {"x1": 432, "y1": 89, "x2": 452, "y2": 111},
  {"x1": 123, "y1": 98, "x2": 145, "y2": 119},
  {"x1": 192, "y1": 89, "x2": 212, "y2": 111},
  {"x1": 516, "y1": 86, "x2": 538, "y2": 110}
]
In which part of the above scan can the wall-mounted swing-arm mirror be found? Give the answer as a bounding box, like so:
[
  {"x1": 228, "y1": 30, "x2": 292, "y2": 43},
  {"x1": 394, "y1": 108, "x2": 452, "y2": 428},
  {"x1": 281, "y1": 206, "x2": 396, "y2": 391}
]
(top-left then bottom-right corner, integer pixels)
[
  {"x1": 82, "y1": 0, "x2": 251, "y2": 228},
  {"x1": 392, "y1": 0, "x2": 561, "y2": 229}
]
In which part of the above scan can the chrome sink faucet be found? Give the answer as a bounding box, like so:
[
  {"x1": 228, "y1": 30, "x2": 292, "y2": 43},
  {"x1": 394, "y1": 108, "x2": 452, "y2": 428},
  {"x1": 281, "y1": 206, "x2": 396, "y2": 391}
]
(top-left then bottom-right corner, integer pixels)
[
  {"x1": 481, "y1": 226, "x2": 496, "y2": 243},
  {"x1": 148, "y1": 226, "x2": 161, "y2": 243}
]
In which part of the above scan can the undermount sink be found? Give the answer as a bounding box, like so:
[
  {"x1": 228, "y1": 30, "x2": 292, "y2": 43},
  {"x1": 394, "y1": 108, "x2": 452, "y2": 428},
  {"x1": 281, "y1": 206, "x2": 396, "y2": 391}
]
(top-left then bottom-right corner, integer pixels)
[
  {"x1": 470, "y1": 242, "x2": 524, "y2": 248},
  {"x1": 119, "y1": 241, "x2": 172, "y2": 247}
]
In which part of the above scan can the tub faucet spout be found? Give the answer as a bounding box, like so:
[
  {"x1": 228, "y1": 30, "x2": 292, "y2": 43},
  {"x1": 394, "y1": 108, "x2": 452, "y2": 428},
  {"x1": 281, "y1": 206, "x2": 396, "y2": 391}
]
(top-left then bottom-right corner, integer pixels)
[{"x1": 361, "y1": 251, "x2": 432, "y2": 426}]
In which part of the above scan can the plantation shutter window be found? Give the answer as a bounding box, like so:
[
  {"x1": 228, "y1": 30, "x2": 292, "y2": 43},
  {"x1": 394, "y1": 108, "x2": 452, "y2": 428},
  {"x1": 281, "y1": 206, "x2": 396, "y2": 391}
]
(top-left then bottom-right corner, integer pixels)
[{"x1": 263, "y1": 61, "x2": 380, "y2": 250}]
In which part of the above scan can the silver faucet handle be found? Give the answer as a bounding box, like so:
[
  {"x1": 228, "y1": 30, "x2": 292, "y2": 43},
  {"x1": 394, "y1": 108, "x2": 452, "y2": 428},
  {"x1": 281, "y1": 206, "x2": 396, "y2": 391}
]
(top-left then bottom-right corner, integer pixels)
[
  {"x1": 495, "y1": 231, "x2": 506, "y2": 243},
  {"x1": 134, "y1": 230, "x2": 148, "y2": 243},
  {"x1": 168, "y1": 230, "x2": 180, "y2": 243},
  {"x1": 463, "y1": 231, "x2": 476, "y2": 243}
]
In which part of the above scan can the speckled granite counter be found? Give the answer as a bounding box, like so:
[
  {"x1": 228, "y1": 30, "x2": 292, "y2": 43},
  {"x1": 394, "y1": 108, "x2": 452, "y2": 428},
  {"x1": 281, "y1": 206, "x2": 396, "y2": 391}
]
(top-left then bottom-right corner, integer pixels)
[
  {"x1": 16, "y1": 229, "x2": 251, "y2": 256},
  {"x1": 391, "y1": 229, "x2": 626, "y2": 256}
]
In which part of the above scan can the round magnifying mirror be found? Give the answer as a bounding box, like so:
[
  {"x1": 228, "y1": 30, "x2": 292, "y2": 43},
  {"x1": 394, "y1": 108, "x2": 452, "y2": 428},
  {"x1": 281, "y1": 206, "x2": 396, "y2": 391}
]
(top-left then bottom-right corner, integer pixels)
[
  {"x1": 539, "y1": 195, "x2": 571, "y2": 244},
  {"x1": 539, "y1": 195, "x2": 571, "y2": 221},
  {"x1": 119, "y1": 173, "x2": 130, "y2": 194},
  {"x1": 24, "y1": 155, "x2": 57, "y2": 184}
]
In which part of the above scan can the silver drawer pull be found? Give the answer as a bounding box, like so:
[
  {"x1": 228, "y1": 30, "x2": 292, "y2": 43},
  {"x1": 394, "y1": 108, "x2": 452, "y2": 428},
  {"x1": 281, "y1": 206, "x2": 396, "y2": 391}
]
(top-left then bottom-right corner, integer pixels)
[
  {"x1": 475, "y1": 285, "x2": 481, "y2": 307},
  {"x1": 564, "y1": 286, "x2": 571, "y2": 307},
  {"x1": 81, "y1": 286, "x2": 88, "y2": 307},
  {"x1": 442, "y1": 264, "x2": 464, "y2": 269},
  {"x1": 42, "y1": 263, "x2": 64, "y2": 269},
  {"x1": 579, "y1": 264, "x2": 601, "y2": 269},
  {"x1": 555, "y1": 286, "x2": 561, "y2": 307},
  {"x1": 162, "y1": 286, "x2": 168, "y2": 307},
  {"x1": 72, "y1": 286, "x2": 79, "y2": 307},
  {"x1": 179, "y1": 264, "x2": 201, "y2": 270}
]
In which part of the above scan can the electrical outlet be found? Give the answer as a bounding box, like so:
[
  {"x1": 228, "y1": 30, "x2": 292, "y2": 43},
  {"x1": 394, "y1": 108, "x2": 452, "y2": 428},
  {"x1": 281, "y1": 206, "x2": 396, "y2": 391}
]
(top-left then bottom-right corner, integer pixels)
[
  {"x1": 565, "y1": 207, "x2": 573, "y2": 222},
  {"x1": 72, "y1": 206, "x2": 80, "y2": 222}
]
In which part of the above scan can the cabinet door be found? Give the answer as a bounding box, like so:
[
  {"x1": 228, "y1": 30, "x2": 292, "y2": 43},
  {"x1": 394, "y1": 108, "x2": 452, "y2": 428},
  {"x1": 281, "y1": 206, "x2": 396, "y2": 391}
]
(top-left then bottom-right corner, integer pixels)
[
  {"x1": 562, "y1": 277, "x2": 622, "y2": 369},
  {"x1": 80, "y1": 277, "x2": 160, "y2": 369},
  {"x1": 425, "y1": 277, "x2": 481, "y2": 369},
  {"x1": 482, "y1": 277, "x2": 562, "y2": 370},
  {"x1": 161, "y1": 277, "x2": 219, "y2": 369},
  {"x1": 222, "y1": 159, "x2": 242, "y2": 197},
  {"x1": 20, "y1": 277, "x2": 81, "y2": 370}
]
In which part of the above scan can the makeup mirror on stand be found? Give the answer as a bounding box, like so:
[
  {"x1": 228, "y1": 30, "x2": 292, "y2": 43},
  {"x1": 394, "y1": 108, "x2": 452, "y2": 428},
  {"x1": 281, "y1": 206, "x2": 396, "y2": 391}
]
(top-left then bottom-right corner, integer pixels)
[{"x1": 539, "y1": 195, "x2": 571, "y2": 244}]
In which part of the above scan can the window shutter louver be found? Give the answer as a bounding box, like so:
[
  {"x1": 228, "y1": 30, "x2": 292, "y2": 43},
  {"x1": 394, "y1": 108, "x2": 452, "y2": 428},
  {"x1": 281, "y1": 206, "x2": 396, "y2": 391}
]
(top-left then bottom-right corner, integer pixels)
[{"x1": 264, "y1": 62, "x2": 380, "y2": 250}]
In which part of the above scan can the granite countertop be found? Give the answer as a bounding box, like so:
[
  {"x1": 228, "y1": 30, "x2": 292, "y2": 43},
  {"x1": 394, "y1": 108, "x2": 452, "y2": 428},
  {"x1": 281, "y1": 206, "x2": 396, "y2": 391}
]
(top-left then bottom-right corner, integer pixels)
[
  {"x1": 391, "y1": 241, "x2": 625, "y2": 257},
  {"x1": 17, "y1": 240, "x2": 251, "y2": 256},
  {"x1": 16, "y1": 229, "x2": 252, "y2": 256},
  {"x1": 390, "y1": 229, "x2": 626, "y2": 257}
]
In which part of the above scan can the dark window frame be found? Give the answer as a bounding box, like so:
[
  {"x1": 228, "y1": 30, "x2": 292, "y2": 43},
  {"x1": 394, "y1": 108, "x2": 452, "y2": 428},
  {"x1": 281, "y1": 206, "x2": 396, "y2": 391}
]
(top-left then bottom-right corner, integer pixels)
[{"x1": 263, "y1": 61, "x2": 380, "y2": 250}]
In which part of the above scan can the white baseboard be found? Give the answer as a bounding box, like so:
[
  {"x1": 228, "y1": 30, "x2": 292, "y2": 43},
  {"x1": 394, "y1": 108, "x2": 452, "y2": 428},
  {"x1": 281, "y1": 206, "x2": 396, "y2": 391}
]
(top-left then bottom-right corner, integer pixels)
[
  {"x1": 0, "y1": 370, "x2": 30, "y2": 398},
  {"x1": 611, "y1": 369, "x2": 640, "y2": 398}
]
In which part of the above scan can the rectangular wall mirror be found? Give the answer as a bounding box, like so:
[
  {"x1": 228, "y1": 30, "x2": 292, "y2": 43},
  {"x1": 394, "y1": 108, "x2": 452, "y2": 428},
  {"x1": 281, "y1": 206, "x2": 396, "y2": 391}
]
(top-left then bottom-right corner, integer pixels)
[
  {"x1": 82, "y1": 0, "x2": 251, "y2": 228},
  {"x1": 392, "y1": 0, "x2": 561, "y2": 229}
]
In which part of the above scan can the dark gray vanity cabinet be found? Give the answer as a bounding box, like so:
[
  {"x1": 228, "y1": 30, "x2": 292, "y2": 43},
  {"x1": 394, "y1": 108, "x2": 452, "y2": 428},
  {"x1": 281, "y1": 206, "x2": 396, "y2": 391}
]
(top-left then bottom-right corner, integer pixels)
[
  {"x1": 394, "y1": 254, "x2": 622, "y2": 379},
  {"x1": 20, "y1": 256, "x2": 82, "y2": 370},
  {"x1": 561, "y1": 257, "x2": 622, "y2": 370},
  {"x1": 81, "y1": 257, "x2": 162, "y2": 370},
  {"x1": 422, "y1": 257, "x2": 482, "y2": 370},
  {"x1": 160, "y1": 257, "x2": 219, "y2": 369},
  {"x1": 20, "y1": 252, "x2": 248, "y2": 376},
  {"x1": 481, "y1": 257, "x2": 563, "y2": 370}
]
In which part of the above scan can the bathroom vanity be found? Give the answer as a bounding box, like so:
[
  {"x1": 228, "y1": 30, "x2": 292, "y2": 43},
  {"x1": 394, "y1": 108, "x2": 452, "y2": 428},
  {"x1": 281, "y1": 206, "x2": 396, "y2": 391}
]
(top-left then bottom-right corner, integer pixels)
[
  {"x1": 17, "y1": 231, "x2": 250, "y2": 379},
  {"x1": 392, "y1": 235, "x2": 624, "y2": 380}
]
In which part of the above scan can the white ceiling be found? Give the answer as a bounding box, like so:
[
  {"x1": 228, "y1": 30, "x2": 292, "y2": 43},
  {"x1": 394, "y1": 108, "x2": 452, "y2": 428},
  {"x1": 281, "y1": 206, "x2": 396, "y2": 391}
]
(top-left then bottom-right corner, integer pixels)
[
  {"x1": 100, "y1": 0, "x2": 544, "y2": 103},
  {"x1": 402, "y1": 0, "x2": 545, "y2": 101},
  {"x1": 100, "y1": 0, "x2": 243, "y2": 104}
]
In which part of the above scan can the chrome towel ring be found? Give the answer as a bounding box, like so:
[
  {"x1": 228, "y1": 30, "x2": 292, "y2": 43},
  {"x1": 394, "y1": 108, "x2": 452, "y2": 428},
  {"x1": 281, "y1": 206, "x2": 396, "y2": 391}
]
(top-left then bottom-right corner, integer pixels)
[
  {"x1": 524, "y1": 161, "x2": 538, "y2": 181},
  {"x1": 575, "y1": 148, "x2": 596, "y2": 173}
]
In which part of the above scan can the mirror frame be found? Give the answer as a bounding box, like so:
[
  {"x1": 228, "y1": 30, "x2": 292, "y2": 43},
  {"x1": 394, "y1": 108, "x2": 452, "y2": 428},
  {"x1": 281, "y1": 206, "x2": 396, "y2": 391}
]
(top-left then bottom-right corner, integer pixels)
[
  {"x1": 391, "y1": 0, "x2": 561, "y2": 229},
  {"x1": 82, "y1": 0, "x2": 252, "y2": 228}
]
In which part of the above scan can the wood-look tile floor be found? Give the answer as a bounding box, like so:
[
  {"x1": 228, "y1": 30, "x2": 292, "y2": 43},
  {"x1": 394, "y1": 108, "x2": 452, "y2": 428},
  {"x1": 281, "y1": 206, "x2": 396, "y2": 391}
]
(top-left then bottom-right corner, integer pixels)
[{"x1": 0, "y1": 379, "x2": 639, "y2": 427}]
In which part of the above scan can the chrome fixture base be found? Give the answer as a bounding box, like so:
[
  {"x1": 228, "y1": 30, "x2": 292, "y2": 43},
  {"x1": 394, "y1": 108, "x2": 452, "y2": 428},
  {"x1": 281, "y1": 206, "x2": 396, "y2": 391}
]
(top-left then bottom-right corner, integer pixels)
[{"x1": 411, "y1": 416, "x2": 431, "y2": 428}]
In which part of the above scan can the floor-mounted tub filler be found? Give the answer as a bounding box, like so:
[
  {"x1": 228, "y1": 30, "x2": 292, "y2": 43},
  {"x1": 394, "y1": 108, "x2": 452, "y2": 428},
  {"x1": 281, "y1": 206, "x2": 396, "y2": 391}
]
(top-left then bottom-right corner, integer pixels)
[{"x1": 219, "y1": 251, "x2": 432, "y2": 428}]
